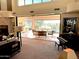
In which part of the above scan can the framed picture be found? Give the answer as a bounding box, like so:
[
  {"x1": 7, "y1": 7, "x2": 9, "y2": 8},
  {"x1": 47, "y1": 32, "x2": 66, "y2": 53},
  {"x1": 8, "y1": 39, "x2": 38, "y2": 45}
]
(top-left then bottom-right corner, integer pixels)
[{"x1": 63, "y1": 17, "x2": 77, "y2": 33}]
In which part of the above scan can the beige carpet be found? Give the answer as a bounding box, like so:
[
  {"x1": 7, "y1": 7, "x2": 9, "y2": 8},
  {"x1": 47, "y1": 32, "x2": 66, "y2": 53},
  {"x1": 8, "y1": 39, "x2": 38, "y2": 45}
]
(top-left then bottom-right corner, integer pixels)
[{"x1": 11, "y1": 37, "x2": 61, "y2": 59}]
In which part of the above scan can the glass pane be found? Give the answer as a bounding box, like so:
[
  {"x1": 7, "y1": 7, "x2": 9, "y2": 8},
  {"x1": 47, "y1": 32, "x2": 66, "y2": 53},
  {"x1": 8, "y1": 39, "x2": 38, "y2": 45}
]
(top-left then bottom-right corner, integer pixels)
[
  {"x1": 25, "y1": 0, "x2": 32, "y2": 5},
  {"x1": 35, "y1": 20, "x2": 60, "y2": 32},
  {"x1": 18, "y1": 0, "x2": 24, "y2": 6},
  {"x1": 33, "y1": 0, "x2": 41, "y2": 4},
  {"x1": 42, "y1": 0, "x2": 51, "y2": 2}
]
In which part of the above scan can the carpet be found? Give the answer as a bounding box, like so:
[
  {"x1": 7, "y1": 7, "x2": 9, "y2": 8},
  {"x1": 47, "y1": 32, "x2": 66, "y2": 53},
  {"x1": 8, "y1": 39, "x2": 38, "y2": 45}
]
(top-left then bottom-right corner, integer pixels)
[{"x1": 11, "y1": 37, "x2": 62, "y2": 59}]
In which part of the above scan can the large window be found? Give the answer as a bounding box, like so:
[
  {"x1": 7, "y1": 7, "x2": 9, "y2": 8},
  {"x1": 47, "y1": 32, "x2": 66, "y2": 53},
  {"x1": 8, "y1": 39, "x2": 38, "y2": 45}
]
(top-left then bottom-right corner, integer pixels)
[
  {"x1": 43, "y1": 0, "x2": 51, "y2": 2},
  {"x1": 33, "y1": 0, "x2": 41, "y2": 4},
  {"x1": 35, "y1": 20, "x2": 60, "y2": 33},
  {"x1": 25, "y1": 0, "x2": 32, "y2": 5},
  {"x1": 18, "y1": 17, "x2": 32, "y2": 32},
  {"x1": 18, "y1": 0, "x2": 51, "y2": 6}
]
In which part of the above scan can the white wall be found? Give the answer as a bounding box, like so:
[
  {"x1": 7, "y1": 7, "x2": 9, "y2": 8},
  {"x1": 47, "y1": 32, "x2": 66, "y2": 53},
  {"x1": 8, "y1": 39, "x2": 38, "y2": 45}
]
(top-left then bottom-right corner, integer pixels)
[{"x1": 67, "y1": 2, "x2": 79, "y2": 12}]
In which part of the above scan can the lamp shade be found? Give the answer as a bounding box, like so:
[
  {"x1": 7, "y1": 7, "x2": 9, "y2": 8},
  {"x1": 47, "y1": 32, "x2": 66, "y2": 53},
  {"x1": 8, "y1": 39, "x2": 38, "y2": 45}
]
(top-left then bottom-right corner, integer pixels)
[
  {"x1": 16, "y1": 26, "x2": 23, "y2": 32},
  {"x1": 58, "y1": 48, "x2": 77, "y2": 59}
]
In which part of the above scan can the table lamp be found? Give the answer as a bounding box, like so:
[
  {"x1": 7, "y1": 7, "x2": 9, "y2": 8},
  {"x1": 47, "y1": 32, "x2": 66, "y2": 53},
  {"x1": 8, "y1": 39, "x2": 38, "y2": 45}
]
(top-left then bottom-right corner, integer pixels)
[{"x1": 58, "y1": 48, "x2": 77, "y2": 59}]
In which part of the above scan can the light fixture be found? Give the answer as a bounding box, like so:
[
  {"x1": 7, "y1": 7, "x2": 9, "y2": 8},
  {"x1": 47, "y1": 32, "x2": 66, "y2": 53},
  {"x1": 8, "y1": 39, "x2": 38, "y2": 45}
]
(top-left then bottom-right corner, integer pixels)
[
  {"x1": 54, "y1": 8, "x2": 60, "y2": 11},
  {"x1": 30, "y1": 11, "x2": 35, "y2": 16}
]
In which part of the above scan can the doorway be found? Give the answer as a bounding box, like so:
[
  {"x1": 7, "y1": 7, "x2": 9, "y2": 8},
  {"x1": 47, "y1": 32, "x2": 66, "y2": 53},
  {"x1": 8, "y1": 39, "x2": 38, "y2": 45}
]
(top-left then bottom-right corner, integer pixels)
[{"x1": 18, "y1": 17, "x2": 32, "y2": 37}]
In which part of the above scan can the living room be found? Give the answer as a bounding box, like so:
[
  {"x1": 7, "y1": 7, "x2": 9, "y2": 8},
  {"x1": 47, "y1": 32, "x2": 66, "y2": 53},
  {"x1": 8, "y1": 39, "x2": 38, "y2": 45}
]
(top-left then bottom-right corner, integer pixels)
[{"x1": 0, "y1": 0, "x2": 79, "y2": 59}]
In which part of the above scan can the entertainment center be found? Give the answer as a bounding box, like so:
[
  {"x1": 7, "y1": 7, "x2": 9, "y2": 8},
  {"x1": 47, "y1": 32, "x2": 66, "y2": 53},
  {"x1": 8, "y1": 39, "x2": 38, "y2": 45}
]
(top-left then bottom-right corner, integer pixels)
[{"x1": 0, "y1": 39, "x2": 20, "y2": 58}]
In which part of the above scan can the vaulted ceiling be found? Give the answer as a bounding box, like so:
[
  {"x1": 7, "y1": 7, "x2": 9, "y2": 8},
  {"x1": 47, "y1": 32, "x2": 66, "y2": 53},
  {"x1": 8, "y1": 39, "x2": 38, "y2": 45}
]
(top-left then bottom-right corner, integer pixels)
[{"x1": 12, "y1": 0, "x2": 78, "y2": 16}]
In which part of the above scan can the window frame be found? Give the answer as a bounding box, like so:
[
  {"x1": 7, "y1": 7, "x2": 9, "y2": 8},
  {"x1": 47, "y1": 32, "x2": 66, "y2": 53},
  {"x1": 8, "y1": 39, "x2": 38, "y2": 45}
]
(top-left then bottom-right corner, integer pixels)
[{"x1": 18, "y1": 0, "x2": 51, "y2": 6}]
